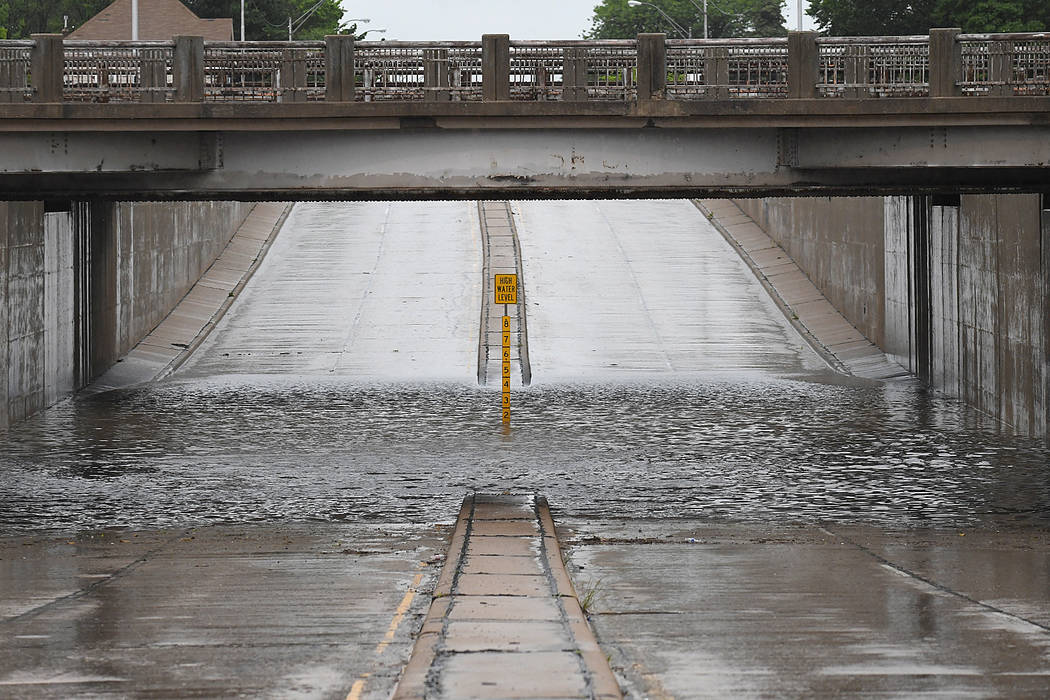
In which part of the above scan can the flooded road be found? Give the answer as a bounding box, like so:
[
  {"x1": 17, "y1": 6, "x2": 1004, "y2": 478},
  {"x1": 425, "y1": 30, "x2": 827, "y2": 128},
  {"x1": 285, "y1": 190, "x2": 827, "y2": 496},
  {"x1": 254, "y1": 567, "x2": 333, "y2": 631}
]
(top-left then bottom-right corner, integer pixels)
[{"x1": 1, "y1": 201, "x2": 1047, "y2": 534}]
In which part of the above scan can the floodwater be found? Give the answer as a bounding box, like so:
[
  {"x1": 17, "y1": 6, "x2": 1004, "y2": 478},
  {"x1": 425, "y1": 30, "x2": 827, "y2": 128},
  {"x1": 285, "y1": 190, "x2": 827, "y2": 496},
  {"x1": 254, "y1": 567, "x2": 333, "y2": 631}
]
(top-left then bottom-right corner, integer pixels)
[{"x1": 1, "y1": 201, "x2": 1048, "y2": 534}]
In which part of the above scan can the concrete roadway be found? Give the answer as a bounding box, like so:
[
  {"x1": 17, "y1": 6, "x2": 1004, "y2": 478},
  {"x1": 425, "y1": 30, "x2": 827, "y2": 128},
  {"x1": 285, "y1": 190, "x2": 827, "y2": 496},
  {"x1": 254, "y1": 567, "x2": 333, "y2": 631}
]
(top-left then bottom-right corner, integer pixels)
[
  {"x1": 561, "y1": 520, "x2": 1050, "y2": 699},
  {"x1": 3, "y1": 201, "x2": 1049, "y2": 698}
]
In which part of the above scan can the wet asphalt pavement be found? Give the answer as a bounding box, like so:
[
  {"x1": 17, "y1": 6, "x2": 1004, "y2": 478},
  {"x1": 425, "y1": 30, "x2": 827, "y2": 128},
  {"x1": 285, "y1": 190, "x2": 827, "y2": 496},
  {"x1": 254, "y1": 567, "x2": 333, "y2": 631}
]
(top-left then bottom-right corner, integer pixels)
[{"x1": 2, "y1": 201, "x2": 1049, "y2": 697}]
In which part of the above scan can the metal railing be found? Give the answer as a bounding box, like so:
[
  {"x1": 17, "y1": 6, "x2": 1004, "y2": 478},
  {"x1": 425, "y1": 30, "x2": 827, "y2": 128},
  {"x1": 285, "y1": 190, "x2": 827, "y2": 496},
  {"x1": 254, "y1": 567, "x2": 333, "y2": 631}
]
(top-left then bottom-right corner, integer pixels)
[
  {"x1": 667, "y1": 38, "x2": 788, "y2": 99},
  {"x1": 2, "y1": 32, "x2": 1049, "y2": 104},
  {"x1": 817, "y1": 36, "x2": 930, "y2": 97},
  {"x1": 0, "y1": 41, "x2": 32, "y2": 103}
]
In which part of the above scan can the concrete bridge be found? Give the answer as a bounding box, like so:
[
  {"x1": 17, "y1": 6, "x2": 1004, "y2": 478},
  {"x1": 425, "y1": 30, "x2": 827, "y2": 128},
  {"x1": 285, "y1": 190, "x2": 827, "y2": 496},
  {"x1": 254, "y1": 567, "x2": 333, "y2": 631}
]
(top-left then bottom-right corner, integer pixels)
[{"x1": 1, "y1": 30, "x2": 1049, "y2": 200}]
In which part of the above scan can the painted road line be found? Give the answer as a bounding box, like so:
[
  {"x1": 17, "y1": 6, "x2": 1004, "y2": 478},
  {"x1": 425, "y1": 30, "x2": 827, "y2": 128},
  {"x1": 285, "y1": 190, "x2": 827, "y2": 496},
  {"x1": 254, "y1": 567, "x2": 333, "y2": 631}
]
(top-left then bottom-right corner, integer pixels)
[
  {"x1": 375, "y1": 571, "x2": 425, "y2": 655},
  {"x1": 346, "y1": 564, "x2": 427, "y2": 700}
]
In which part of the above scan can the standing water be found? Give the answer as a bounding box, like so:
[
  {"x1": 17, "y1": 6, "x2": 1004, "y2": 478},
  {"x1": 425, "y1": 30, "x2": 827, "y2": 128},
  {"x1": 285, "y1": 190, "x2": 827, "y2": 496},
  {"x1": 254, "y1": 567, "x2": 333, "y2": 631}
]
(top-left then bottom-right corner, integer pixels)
[{"x1": 1, "y1": 201, "x2": 1047, "y2": 533}]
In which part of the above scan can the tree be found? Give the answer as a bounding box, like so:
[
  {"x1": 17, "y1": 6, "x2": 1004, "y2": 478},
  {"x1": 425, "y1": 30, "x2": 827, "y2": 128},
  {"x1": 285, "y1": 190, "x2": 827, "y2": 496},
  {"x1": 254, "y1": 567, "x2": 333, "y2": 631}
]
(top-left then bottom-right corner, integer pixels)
[
  {"x1": 183, "y1": 0, "x2": 351, "y2": 41},
  {"x1": 807, "y1": 0, "x2": 1050, "y2": 35},
  {"x1": 1, "y1": 0, "x2": 110, "y2": 38},
  {"x1": 0, "y1": 1, "x2": 353, "y2": 40},
  {"x1": 585, "y1": 0, "x2": 786, "y2": 39}
]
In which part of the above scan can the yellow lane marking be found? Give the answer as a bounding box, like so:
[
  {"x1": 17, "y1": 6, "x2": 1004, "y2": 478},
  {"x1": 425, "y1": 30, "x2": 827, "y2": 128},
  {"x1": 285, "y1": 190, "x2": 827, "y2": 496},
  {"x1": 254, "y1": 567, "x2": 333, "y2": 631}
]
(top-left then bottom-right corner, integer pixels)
[
  {"x1": 345, "y1": 675, "x2": 369, "y2": 700},
  {"x1": 346, "y1": 564, "x2": 427, "y2": 700},
  {"x1": 375, "y1": 572, "x2": 425, "y2": 655}
]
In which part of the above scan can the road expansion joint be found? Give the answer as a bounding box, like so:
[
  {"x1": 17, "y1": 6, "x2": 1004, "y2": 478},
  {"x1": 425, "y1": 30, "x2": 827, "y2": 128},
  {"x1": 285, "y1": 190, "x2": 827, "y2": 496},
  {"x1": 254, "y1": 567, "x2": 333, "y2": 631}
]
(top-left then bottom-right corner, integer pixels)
[
  {"x1": 392, "y1": 493, "x2": 622, "y2": 700},
  {"x1": 0, "y1": 529, "x2": 188, "y2": 625},
  {"x1": 819, "y1": 524, "x2": 1050, "y2": 633}
]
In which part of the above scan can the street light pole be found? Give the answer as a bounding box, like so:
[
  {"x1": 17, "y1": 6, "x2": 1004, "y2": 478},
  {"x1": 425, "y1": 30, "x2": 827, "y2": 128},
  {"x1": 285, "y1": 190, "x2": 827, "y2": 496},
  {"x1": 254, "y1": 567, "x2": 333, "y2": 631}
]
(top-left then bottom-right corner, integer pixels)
[
  {"x1": 626, "y1": 0, "x2": 689, "y2": 39},
  {"x1": 131, "y1": 0, "x2": 138, "y2": 40},
  {"x1": 682, "y1": 0, "x2": 709, "y2": 39},
  {"x1": 241, "y1": 0, "x2": 245, "y2": 41}
]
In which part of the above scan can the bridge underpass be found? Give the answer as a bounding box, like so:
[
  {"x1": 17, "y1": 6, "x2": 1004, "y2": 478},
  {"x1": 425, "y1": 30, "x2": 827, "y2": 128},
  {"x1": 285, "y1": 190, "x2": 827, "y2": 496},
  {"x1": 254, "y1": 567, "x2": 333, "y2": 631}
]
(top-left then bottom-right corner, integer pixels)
[
  {"x1": 2, "y1": 199, "x2": 1050, "y2": 698},
  {"x1": 3, "y1": 28, "x2": 1050, "y2": 700}
]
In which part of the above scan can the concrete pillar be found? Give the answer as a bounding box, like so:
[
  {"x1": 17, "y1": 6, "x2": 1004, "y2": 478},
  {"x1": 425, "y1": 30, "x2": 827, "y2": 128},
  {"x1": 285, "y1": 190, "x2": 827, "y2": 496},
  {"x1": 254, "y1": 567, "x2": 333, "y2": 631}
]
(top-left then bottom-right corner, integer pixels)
[
  {"x1": 424, "y1": 49, "x2": 450, "y2": 102},
  {"x1": 636, "y1": 33, "x2": 666, "y2": 102},
  {"x1": 911, "y1": 196, "x2": 932, "y2": 381},
  {"x1": 787, "y1": 31, "x2": 818, "y2": 99},
  {"x1": 482, "y1": 34, "x2": 510, "y2": 102},
  {"x1": 989, "y1": 40, "x2": 1014, "y2": 97},
  {"x1": 704, "y1": 46, "x2": 729, "y2": 100},
  {"x1": 89, "y1": 201, "x2": 117, "y2": 379},
  {"x1": 562, "y1": 48, "x2": 587, "y2": 102},
  {"x1": 0, "y1": 202, "x2": 8, "y2": 428},
  {"x1": 929, "y1": 28, "x2": 962, "y2": 98},
  {"x1": 843, "y1": 44, "x2": 870, "y2": 98},
  {"x1": 174, "y1": 35, "x2": 205, "y2": 103},
  {"x1": 139, "y1": 47, "x2": 167, "y2": 103},
  {"x1": 280, "y1": 48, "x2": 307, "y2": 103},
  {"x1": 30, "y1": 34, "x2": 64, "y2": 103},
  {"x1": 1042, "y1": 195, "x2": 1050, "y2": 438},
  {"x1": 71, "y1": 202, "x2": 91, "y2": 389},
  {"x1": 325, "y1": 35, "x2": 354, "y2": 102}
]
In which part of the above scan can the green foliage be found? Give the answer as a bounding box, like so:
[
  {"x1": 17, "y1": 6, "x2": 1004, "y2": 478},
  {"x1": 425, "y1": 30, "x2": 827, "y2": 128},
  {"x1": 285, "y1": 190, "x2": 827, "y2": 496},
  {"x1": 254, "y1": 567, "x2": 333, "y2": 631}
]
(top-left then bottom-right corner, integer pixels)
[
  {"x1": 808, "y1": 0, "x2": 1050, "y2": 35},
  {"x1": 183, "y1": 0, "x2": 351, "y2": 40},
  {"x1": 586, "y1": 0, "x2": 786, "y2": 39},
  {"x1": 0, "y1": 0, "x2": 353, "y2": 40},
  {"x1": 1, "y1": 0, "x2": 110, "y2": 38}
]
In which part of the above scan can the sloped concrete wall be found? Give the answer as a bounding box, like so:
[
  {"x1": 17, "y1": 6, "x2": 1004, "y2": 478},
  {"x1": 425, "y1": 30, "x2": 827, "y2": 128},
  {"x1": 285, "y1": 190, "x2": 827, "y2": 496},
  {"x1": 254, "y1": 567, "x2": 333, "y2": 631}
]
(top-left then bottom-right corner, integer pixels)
[
  {"x1": 736, "y1": 197, "x2": 887, "y2": 348},
  {"x1": 741, "y1": 194, "x2": 1048, "y2": 438},
  {"x1": 1, "y1": 200, "x2": 253, "y2": 429}
]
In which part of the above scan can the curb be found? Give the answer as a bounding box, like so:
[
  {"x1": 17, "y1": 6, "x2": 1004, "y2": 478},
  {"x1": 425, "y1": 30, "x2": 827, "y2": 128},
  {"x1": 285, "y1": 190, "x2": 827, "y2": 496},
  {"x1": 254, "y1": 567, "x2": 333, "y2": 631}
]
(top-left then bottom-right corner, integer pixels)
[
  {"x1": 158, "y1": 202, "x2": 293, "y2": 380},
  {"x1": 392, "y1": 497, "x2": 471, "y2": 700},
  {"x1": 536, "y1": 496, "x2": 623, "y2": 700}
]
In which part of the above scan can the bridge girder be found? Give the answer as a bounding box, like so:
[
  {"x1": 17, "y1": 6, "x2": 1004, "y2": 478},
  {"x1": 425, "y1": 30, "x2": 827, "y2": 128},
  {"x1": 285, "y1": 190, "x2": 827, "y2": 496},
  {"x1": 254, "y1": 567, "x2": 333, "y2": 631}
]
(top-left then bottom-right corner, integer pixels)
[{"x1": 1, "y1": 102, "x2": 1049, "y2": 200}]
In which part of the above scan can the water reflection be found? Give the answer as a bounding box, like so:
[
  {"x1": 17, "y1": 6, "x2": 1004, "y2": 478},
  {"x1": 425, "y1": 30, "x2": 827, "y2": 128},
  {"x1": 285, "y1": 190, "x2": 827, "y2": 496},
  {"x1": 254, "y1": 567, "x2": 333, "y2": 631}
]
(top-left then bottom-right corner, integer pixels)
[{"x1": 2, "y1": 372, "x2": 1047, "y2": 534}]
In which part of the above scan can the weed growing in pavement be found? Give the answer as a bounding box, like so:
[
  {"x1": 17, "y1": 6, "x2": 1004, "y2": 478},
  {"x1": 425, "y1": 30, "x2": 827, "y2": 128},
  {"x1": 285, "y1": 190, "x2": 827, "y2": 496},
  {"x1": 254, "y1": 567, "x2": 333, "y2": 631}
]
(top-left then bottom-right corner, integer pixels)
[{"x1": 579, "y1": 579, "x2": 603, "y2": 615}]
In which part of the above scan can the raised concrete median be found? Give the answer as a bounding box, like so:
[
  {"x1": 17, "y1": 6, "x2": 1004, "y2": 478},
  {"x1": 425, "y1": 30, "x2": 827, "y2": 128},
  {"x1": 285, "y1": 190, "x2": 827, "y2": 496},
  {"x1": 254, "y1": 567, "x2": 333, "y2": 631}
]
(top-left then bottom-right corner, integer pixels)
[{"x1": 394, "y1": 494, "x2": 620, "y2": 700}]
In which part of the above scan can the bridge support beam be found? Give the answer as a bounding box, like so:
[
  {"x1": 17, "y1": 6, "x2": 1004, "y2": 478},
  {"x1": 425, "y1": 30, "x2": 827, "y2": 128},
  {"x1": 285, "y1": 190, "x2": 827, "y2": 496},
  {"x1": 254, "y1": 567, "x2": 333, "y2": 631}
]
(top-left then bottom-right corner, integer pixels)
[{"x1": 88, "y1": 201, "x2": 116, "y2": 377}]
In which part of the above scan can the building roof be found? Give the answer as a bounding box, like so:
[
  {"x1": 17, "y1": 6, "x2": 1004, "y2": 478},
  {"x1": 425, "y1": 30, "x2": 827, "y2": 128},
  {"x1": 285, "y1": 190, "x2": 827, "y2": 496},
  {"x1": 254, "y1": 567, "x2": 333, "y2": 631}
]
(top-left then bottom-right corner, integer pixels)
[{"x1": 68, "y1": 0, "x2": 234, "y2": 41}]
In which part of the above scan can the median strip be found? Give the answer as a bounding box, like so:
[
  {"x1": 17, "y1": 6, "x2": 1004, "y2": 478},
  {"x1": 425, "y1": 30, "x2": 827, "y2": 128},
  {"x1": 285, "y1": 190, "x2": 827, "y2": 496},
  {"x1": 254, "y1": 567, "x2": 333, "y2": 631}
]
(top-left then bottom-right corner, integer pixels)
[{"x1": 393, "y1": 493, "x2": 621, "y2": 700}]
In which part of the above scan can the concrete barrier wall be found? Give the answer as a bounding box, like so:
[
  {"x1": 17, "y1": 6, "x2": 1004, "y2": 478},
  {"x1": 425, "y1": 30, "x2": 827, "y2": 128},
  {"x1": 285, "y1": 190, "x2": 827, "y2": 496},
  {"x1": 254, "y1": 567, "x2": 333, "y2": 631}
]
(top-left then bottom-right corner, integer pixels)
[
  {"x1": 738, "y1": 195, "x2": 1048, "y2": 438},
  {"x1": 1, "y1": 200, "x2": 252, "y2": 428}
]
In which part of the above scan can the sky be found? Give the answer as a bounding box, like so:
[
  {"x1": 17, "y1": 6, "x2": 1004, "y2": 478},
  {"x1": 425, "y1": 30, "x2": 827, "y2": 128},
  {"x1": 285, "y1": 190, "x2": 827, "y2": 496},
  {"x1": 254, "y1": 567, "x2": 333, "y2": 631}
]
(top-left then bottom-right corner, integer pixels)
[{"x1": 339, "y1": 1, "x2": 817, "y2": 41}]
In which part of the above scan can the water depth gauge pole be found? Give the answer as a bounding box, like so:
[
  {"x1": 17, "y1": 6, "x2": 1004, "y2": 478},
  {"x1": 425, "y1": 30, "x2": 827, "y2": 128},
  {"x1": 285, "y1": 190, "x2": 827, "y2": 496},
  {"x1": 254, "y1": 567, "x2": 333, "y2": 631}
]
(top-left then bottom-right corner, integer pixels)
[{"x1": 494, "y1": 274, "x2": 518, "y2": 424}]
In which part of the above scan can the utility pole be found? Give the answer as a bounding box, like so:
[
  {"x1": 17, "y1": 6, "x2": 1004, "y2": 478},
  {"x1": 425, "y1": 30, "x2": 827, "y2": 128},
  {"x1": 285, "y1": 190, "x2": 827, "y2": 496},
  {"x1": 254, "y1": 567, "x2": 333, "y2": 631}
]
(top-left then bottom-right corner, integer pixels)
[
  {"x1": 797, "y1": 0, "x2": 803, "y2": 30},
  {"x1": 703, "y1": 0, "x2": 708, "y2": 38},
  {"x1": 241, "y1": 0, "x2": 245, "y2": 41},
  {"x1": 131, "y1": 0, "x2": 139, "y2": 40}
]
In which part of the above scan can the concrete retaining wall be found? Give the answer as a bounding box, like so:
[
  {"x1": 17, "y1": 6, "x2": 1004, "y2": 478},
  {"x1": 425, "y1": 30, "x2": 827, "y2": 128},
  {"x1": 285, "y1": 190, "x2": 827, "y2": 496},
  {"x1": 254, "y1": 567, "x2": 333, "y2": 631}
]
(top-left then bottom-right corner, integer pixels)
[
  {"x1": 738, "y1": 195, "x2": 1049, "y2": 438},
  {"x1": 1, "y1": 200, "x2": 252, "y2": 428},
  {"x1": 737, "y1": 197, "x2": 887, "y2": 348}
]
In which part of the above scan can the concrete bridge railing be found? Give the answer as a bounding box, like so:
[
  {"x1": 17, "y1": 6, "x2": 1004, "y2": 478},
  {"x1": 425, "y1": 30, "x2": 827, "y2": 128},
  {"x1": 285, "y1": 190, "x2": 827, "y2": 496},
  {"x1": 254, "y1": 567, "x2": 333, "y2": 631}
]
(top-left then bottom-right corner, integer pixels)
[{"x1": 1, "y1": 30, "x2": 1048, "y2": 105}]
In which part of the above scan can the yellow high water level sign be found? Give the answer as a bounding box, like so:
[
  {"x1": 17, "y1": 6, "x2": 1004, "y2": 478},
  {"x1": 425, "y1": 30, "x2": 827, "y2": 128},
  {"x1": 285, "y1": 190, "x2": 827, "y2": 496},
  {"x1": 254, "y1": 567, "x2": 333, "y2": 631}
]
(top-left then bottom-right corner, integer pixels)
[{"x1": 494, "y1": 274, "x2": 518, "y2": 304}]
